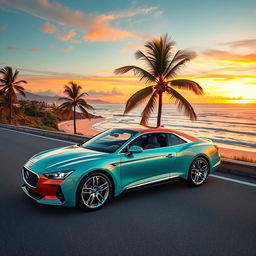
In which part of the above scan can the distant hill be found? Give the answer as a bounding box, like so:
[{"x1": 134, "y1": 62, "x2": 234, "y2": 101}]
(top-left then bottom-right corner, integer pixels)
[{"x1": 17, "y1": 92, "x2": 110, "y2": 104}]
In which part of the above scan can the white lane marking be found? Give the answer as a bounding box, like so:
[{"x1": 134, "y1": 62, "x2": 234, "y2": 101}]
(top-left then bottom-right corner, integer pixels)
[
  {"x1": 210, "y1": 174, "x2": 256, "y2": 188},
  {"x1": 0, "y1": 127, "x2": 74, "y2": 144}
]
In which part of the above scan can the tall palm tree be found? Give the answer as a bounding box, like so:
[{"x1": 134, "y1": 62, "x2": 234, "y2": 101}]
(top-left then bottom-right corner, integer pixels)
[
  {"x1": 58, "y1": 81, "x2": 94, "y2": 134},
  {"x1": 0, "y1": 66, "x2": 27, "y2": 123},
  {"x1": 114, "y1": 35, "x2": 204, "y2": 127}
]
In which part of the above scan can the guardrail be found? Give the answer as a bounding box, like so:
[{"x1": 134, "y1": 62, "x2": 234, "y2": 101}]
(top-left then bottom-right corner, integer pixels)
[
  {"x1": 0, "y1": 123, "x2": 90, "y2": 144},
  {"x1": 1, "y1": 123, "x2": 255, "y2": 179}
]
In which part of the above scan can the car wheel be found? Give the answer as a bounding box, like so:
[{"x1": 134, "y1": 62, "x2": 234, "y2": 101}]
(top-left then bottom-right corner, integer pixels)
[
  {"x1": 187, "y1": 157, "x2": 210, "y2": 187},
  {"x1": 77, "y1": 172, "x2": 112, "y2": 211}
]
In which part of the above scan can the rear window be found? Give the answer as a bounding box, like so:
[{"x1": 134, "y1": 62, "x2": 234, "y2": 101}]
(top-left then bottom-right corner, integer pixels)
[{"x1": 167, "y1": 134, "x2": 186, "y2": 146}]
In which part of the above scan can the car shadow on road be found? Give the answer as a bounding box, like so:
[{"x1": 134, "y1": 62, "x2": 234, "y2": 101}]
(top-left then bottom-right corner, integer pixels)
[{"x1": 19, "y1": 179, "x2": 196, "y2": 215}]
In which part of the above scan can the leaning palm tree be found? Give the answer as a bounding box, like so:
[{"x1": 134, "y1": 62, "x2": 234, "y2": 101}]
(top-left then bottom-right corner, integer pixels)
[
  {"x1": 58, "y1": 81, "x2": 94, "y2": 134},
  {"x1": 0, "y1": 66, "x2": 27, "y2": 123},
  {"x1": 114, "y1": 35, "x2": 203, "y2": 127}
]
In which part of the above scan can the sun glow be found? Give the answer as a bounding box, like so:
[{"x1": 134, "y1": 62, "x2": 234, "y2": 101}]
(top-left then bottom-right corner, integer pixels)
[{"x1": 231, "y1": 99, "x2": 256, "y2": 104}]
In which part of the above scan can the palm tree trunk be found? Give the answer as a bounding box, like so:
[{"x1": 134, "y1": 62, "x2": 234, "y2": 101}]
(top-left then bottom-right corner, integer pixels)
[
  {"x1": 9, "y1": 93, "x2": 12, "y2": 124},
  {"x1": 73, "y1": 105, "x2": 76, "y2": 134},
  {"x1": 157, "y1": 92, "x2": 162, "y2": 127}
]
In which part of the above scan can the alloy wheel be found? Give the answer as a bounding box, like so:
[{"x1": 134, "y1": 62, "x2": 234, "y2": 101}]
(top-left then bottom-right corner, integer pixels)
[
  {"x1": 190, "y1": 158, "x2": 209, "y2": 185},
  {"x1": 81, "y1": 175, "x2": 110, "y2": 209}
]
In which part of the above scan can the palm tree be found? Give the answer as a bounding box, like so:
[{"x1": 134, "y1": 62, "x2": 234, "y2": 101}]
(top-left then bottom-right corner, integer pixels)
[
  {"x1": 114, "y1": 35, "x2": 204, "y2": 127},
  {"x1": 0, "y1": 66, "x2": 27, "y2": 123},
  {"x1": 58, "y1": 81, "x2": 94, "y2": 134}
]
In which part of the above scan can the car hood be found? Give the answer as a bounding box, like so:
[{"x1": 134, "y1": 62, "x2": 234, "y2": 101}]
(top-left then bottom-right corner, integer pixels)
[{"x1": 30, "y1": 145, "x2": 107, "y2": 171}]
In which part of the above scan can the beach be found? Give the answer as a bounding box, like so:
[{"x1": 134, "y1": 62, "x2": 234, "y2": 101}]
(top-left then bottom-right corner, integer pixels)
[
  {"x1": 58, "y1": 118, "x2": 105, "y2": 136},
  {"x1": 58, "y1": 118, "x2": 256, "y2": 162}
]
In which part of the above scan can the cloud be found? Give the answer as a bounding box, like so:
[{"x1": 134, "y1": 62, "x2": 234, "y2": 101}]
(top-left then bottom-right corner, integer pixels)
[
  {"x1": 221, "y1": 39, "x2": 256, "y2": 49},
  {"x1": 202, "y1": 49, "x2": 256, "y2": 63},
  {"x1": 87, "y1": 88, "x2": 123, "y2": 97},
  {"x1": 7, "y1": 45, "x2": 17, "y2": 50},
  {"x1": 35, "y1": 89, "x2": 57, "y2": 96},
  {"x1": 30, "y1": 47, "x2": 40, "y2": 52},
  {"x1": 1, "y1": 0, "x2": 159, "y2": 41},
  {"x1": 0, "y1": 25, "x2": 6, "y2": 31},
  {"x1": 57, "y1": 45, "x2": 74, "y2": 53},
  {"x1": 40, "y1": 22, "x2": 58, "y2": 33},
  {"x1": 55, "y1": 29, "x2": 77, "y2": 42}
]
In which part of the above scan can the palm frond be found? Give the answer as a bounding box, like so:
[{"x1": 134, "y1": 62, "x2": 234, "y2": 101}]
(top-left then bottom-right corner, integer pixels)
[
  {"x1": 166, "y1": 87, "x2": 197, "y2": 121},
  {"x1": 76, "y1": 99, "x2": 94, "y2": 110},
  {"x1": 77, "y1": 92, "x2": 88, "y2": 99},
  {"x1": 170, "y1": 79, "x2": 204, "y2": 95},
  {"x1": 79, "y1": 105, "x2": 91, "y2": 119},
  {"x1": 15, "y1": 87, "x2": 26, "y2": 97},
  {"x1": 57, "y1": 102, "x2": 73, "y2": 118},
  {"x1": 145, "y1": 34, "x2": 175, "y2": 75},
  {"x1": 114, "y1": 65, "x2": 155, "y2": 83},
  {"x1": 124, "y1": 85, "x2": 153, "y2": 114},
  {"x1": 164, "y1": 58, "x2": 190, "y2": 79},
  {"x1": 58, "y1": 96, "x2": 72, "y2": 102},
  {"x1": 163, "y1": 50, "x2": 196, "y2": 79},
  {"x1": 135, "y1": 50, "x2": 155, "y2": 73},
  {"x1": 13, "y1": 80, "x2": 27, "y2": 85},
  {"x1": 140, "y1": 91, "x2": 158, "y2": 126}
]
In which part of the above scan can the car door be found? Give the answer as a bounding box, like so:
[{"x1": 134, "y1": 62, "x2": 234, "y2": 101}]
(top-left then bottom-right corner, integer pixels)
[{"x1": 119, "y1": 133, "x2": 179, "y2": 190}]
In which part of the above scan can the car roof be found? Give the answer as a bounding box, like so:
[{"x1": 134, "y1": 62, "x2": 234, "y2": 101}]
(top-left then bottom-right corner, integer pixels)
[{"x1": 130, "y1": 127, "x2": 200, "y2": 142}]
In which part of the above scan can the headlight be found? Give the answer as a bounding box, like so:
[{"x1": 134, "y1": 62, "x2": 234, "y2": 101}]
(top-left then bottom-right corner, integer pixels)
[{"x1": 44, "y1": 170, "x2": 74, "y2": 179}]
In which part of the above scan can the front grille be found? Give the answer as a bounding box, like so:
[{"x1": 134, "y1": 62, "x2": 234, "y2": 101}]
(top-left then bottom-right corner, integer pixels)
[
  {"x1": 56, "y1": 187, "x2": 64, "y2": 202},
  {"x1": 25, "y1": 185, "x2": 44, "y2": 200},
  {"x1": 23, "y1": 167, "x2": 39, "y2": 187}
]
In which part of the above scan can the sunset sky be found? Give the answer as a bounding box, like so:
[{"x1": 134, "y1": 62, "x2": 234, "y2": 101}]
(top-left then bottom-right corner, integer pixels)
[{"x1": 0, "y1": 0, "x2": 256, "y2": 103}]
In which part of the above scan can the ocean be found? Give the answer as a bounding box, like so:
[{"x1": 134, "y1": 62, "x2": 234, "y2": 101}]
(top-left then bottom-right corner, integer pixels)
[{"x1": 90, "y1": 103, "x2": 256, "y2": 151}]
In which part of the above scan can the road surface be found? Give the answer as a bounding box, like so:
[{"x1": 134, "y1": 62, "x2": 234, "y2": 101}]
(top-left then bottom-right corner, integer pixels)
[{"x1": 0, "y1": 128, "x2": 255, "y2": 256}]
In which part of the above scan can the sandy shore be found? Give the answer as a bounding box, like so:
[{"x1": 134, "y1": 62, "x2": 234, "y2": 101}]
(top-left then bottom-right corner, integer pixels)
[
  {"x1": 58, "y1": 118, "x2": 256, "y2": 162},
  {"x1": 58, "y1": 118, "x2": 105, "y2": 136}
]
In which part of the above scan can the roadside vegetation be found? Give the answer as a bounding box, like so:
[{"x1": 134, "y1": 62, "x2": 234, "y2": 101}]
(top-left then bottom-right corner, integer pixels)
[{"x1": 0, "y1": 67, "x2": 94, "y2": 133}]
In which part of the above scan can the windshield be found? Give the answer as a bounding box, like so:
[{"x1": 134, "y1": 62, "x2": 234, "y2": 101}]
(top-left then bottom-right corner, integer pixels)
[{"x1": 82, "y1": 129, "x2": 138, "y2": 153}]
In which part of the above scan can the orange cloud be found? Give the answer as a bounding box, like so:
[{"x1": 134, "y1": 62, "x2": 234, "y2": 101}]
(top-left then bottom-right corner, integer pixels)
[
  {"x1": 221, "y1": 39, "x2": 256, "y2": 49},
  {"x1": 55, "y1": 29, "x2": 77, "y2": 42},
  {"x1": 202, "y1": 49, "x2": 256, "y2": 64},
  {"x1": 2, "y1": 0, "x2": 159, "y2": 41},
  {"x1": 40, "y1": 22, "x2": 58, "y2": 34}
]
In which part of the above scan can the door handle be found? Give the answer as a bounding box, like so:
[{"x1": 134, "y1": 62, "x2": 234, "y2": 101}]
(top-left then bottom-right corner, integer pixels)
[{"x1": 166, "y1": 153, "x2": 175, "y2": 158}]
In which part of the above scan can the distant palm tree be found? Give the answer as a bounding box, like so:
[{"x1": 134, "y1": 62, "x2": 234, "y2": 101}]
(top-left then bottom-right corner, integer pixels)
[
  {"x1": 58, "y1": 81, "x2": 94, "y2": 134},
  {"x1": 114, "y1": 35, "x2": 204, "y2": 127},
  {"x1": 0, "y1": 66, "x2": 27, "y2": 123}
]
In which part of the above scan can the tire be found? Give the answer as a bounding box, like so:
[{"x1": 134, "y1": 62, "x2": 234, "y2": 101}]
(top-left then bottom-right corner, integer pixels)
[
  {"x1": 77, "y1": 172, "x2": 113, "y2": 211},
  {"x1": 187, "y1": 157, "x2": 210, "y2": 187}
]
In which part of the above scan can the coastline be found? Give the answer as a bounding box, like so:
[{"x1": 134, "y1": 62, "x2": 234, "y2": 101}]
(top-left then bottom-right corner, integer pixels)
[
  {"x1": 58, "y1": 118, "x2": 105, "y2": 136},
  {"x1": 58, "y1": 118, "x2": 256, "y2": 162}
]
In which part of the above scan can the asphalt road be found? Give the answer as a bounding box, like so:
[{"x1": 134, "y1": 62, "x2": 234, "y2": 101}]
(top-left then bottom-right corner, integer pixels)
[{"x1": 0, "y1": 128, "x2": 256, "y2": 256}]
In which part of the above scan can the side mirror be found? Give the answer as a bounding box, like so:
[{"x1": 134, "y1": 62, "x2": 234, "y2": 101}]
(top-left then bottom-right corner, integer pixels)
[{"x1": 127, "y1": 145, "x2": 143, "y2": 156}]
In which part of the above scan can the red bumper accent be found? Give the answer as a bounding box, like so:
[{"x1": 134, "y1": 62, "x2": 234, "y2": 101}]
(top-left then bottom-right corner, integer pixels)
[{"x1": 28, "y1": 175, "x2": 64, "y2": 200}]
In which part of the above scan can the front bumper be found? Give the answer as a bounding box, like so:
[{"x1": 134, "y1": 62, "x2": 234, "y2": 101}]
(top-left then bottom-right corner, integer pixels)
[{"x1": 22, "y1": 173, "x2": 65, "y2": 206}]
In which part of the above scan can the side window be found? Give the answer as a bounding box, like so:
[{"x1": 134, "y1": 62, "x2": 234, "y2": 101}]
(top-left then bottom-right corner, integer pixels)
[
  {"x1": 128, "y1": 133, "x2": 169, "y2": 151},
  {"x1": 167, "y1": 134, "x2": 186, "y2": 146}
]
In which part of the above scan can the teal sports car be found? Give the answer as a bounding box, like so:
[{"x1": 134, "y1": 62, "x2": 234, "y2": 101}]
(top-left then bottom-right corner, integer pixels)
[{"x1": 22, "y1": 127, "x2": 221, "y2": 210}]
